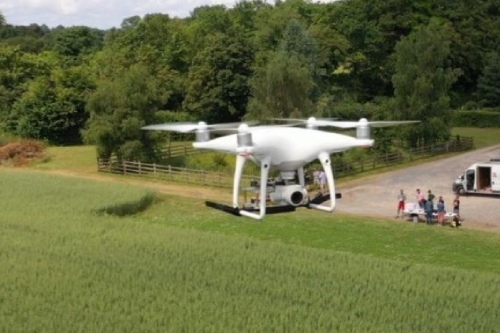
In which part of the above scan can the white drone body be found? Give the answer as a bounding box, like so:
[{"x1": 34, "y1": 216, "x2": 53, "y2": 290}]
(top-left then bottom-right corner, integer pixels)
[{"x1": 143, "y1": 117, "x2": 418, "y2": 220}]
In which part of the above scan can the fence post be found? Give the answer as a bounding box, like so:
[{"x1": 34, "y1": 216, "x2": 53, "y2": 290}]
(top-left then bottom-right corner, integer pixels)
[{"x1": 122, "y1": 161, "x2": 126, "y2": 175}]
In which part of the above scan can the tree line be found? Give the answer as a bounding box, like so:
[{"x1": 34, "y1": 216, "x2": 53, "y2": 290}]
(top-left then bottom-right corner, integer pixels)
[{"x1": 1, "y1": 0, "x2": 499, "y2": 161}]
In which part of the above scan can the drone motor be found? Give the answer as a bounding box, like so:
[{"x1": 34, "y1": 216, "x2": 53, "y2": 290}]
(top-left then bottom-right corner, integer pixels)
[
  {"x1": 356, "y1": 118, "x2": 370, "y2": 140},
  {"x1": 195, "y1": 122, "x2": 210, "y2": 142}
]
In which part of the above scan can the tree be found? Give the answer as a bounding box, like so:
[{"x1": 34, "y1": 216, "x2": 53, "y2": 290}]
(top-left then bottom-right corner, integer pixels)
[
  {"x1": 52, "y1": 26, "x2": 103, "y2": 61},
  {"x1": 121, "y1": 16, "x2": 141, "y2": 30},
  {"x1": 230, "y1": 0, "x2": 270, "y2": 37},
  {"x1": 392, "y1": 18, "x2": 461, "y2": 147},
  {"x1": 246, "y1": 19, "x2": 317, "y2": 120},
  {"x1": 0, "y1": 46, "x2": 51, "y2": 131},
  {"x1": 83, "y1": 65, "x2": 175, "y2": 161},
  {"x1": 323, "y1": 0, "x2": 430, "y2": 100},
  {"x1": 476, "y1": 52, "x2": 500, "y2": 107},
  {"x1": 246, "y1": 51, "x2": 314, "y2": 120},
  {"x1": 183, "y1": 33, "x2": 253, "y2": 123},
  {"x1": 9, "y1": 65, "x2": 95, "y2": 144}
]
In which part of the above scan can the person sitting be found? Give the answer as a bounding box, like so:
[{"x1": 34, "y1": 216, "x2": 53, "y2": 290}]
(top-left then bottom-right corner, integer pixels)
[{"x1": 450, "y1": 215, "x2": 462, "y2": 228}]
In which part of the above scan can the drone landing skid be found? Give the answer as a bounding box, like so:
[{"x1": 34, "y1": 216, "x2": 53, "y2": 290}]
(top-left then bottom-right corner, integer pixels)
[
  {"x1": 205, "y1": 201, "x2": 241, "y2": 216},
  {"x1": 205, "y1": 192, "x2": 342, "y2": 218},
  {"x1": 308, "y1": 192, "x2": 342, "y2": 207},
  {"x1": 205, "y1": 201, "x2": 296, "y2": 217}
]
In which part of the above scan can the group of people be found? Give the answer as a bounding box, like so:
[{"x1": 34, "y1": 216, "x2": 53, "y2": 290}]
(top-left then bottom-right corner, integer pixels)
[{"x1": 396, "y1": 188, "x2": 461, "y2": 225}]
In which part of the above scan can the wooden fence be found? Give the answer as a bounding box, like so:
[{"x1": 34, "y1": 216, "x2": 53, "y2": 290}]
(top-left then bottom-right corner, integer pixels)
[
  {"x1": 97, "y1": 158, "x2": 255, "y2": 188},
  {"x1": 97, "y1": 136, "x2": 473, "y2": 188},
  {"x1": 161, "y1": 144, "x2": 198, "y2": 159},
  {"x1": 331, "y1": 136, "x2": 474, "y2": 177}
]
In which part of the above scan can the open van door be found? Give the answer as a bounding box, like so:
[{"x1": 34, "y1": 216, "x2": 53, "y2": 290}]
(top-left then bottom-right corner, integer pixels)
[{"x1": 465, "y1": 169, "x2": 475, "y2": 191}]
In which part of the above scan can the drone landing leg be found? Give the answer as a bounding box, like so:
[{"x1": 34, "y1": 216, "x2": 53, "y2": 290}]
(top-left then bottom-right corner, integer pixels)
[
  {"x1": 309, "y1": 152, "x2": 336, "y2": 212},
  {"x1": 232, "y1": 155, "x2": 246, "y2": 208},
  {"x1": 240, "y1": 156, "x2": 271, "y2": 220}
]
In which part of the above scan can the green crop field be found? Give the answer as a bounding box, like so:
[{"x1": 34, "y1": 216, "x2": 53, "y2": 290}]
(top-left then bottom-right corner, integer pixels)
[{"x1": 1, "y1": 169, "x2": 500, "y2": 333}]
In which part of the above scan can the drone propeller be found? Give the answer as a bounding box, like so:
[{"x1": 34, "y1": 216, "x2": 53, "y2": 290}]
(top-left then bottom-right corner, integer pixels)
[
  {"x1": 141, "y1": 121, "x2": 247, "y2": 133},
  {"x1": 275, "y1": 117, "x2": 419, "y2": 139},
  {"x1": 142, "y1": 121, "x2": 257, "y2": 142},
  {"x1": 323, "y1": 118, "x2": 420, "y2": 140},
  {"x1": 273, "y1": 117, "x2": 337, "y2": 129},
  {"x1": 319, "y1": 118, "x2": 420, "y2": 129}
]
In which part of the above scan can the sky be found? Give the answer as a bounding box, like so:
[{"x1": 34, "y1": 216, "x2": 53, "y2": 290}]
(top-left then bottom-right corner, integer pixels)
[{"x1": 0, "y1": 0, "x2": 338, "y2": 30}]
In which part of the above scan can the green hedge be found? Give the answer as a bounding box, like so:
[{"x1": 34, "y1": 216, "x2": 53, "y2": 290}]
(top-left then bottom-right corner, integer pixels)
[{"x1": 454, "y1": 110, "x2": 500, "y2": 127}]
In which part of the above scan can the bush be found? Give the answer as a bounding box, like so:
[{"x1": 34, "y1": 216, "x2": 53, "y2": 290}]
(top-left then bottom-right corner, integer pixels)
[
  {"x1": 184, "y1": 152, "x2": 259, "y2": 174},
  {"x1": 0, "y1": 140, "x2": 46, "y2": 166},
  {"x1": 453, "y1": 110, "x2": 500, "y2": 127}
]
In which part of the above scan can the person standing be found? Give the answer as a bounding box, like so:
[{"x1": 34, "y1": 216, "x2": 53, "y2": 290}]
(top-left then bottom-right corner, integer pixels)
[
  {"x1": 436, "y1": 196, "x2": 445, "y2": 225},
  {"x1": 416, "y1": 189, "x2": 425, "y2": 208},
  {"x1": 427, "y1": 190, "x2": 435, "y2": 210},
  {"x1": 425, "y1": 199, "x2": 434, "y2": 224},
  {"x1": 395, "y1": 189, "x2": 406, "y2": 218},
  {"x1": 319, "y1": 170, "x2": 327, "y2": 193},
  {"x1": 453, "y1": 194, "x2": 460, "y2": 220},
  {"x1": 313, "y1": 168, "x2": 320, "y2": 187}
]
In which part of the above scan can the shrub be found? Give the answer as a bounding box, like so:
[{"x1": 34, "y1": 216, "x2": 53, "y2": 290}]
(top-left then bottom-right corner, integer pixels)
[
  {"x1": 454, "y1": 110, "x2": 500, "y2": 127},
  {"x1": 0, "y1": 140, "x2": 46, "y2": 166}
]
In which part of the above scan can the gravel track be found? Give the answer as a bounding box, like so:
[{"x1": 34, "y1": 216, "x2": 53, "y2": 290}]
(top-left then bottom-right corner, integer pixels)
[{"x1": 335, "y1": 144, "x2": 500, "y2": 232}]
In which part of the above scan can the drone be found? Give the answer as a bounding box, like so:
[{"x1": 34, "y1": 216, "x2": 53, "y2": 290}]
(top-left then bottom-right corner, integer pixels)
[{"x1": 142, "y1": 117, "x2": 418, "y2": 220}]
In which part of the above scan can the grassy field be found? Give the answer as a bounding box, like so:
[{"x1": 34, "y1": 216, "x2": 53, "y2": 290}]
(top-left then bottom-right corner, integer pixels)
[
  {"x1": 451, "y1": 127, "x2": 500, "y2": 149},
  {"x1": 1, "y1": 170, "x2": 500, "y2": 332}
]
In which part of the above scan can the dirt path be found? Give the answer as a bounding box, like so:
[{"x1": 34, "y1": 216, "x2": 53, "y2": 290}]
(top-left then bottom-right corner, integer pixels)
[
  {"x1": 43, "y1": 169, "x2": 233, "y2": 203},
  {"x1": 336, "y1": 144, "x2": 500, "y2": 232}
]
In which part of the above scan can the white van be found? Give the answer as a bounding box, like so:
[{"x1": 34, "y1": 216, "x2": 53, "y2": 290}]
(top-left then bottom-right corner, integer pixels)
[{"x1": 452, "y1": 159, "x2": 500, "y2": 195}]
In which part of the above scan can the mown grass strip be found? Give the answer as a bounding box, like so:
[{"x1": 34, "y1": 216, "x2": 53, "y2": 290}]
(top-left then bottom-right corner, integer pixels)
[{"x1": 142, "y1": 194, "x2": 500, "y2": 276}]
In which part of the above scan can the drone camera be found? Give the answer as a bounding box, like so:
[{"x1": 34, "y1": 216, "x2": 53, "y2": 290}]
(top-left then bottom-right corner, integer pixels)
[
  {"x1": 270, "y1": 185, "x2": 308, "y2": 207},
  {"x1": 290, "y1": 191, "x2": 305, "y2": 205}
]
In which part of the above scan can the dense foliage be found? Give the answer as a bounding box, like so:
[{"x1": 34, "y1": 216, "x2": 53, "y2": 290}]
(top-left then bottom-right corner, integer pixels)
[{"x1": 1, "y1": 0, "x2": 500, "y2": 155}]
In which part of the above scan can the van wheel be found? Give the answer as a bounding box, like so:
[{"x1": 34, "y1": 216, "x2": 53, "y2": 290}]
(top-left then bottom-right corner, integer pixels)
[{"x1": 457, "y1": 187, "x2": 466, "y2": 195}]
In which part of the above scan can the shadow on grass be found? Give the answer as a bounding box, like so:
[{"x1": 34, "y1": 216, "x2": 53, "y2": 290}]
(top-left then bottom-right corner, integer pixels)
[{"x1": 94, "y1": 192, "x2": 158, "y2": 217}]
